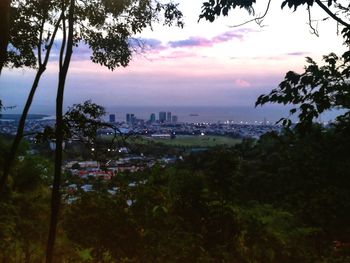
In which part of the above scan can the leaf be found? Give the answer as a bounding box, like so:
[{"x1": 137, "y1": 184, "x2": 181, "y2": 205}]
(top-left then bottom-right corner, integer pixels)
[
  {"x1": 222, "y1": 6, "x2": 229, "y2": 16},
  {"x1": 281, "y1": 1, "x2": 288, "y2": 9}
]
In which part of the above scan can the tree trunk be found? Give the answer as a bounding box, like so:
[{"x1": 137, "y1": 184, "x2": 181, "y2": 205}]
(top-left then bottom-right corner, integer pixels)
[
  {"x1": 0, "y1": 0, "x2": 10, "y2": 74},
  {"x1": 45, "y1": 1, "x2": 74, "y2": 262},
  {"x1": 0, "y1": 67, "x2": 45, "y2": 193},
  {"x1": 0, "y1": 11, "x2": 62, "y2": 193},
  {"x1": 24, "y1": 247, "x2": 31, "y2": 263}
]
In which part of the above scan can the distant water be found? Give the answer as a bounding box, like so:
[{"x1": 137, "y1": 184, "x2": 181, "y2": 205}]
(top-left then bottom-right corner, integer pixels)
[
  {"x1": 0, "y1": 114, "x2": 49, "y2": 121},
  {"x1": 104, "y1": 106, "x2": 344, "y2": 124}
]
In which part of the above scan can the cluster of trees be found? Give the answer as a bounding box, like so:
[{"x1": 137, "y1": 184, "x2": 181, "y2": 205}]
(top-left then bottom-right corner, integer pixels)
[
  {"x1": 1, "y1": 1, "x2": 183, "y2": 261},
  {"x1": 1, "y1": 120, "x2": 350, "y2": 262}
]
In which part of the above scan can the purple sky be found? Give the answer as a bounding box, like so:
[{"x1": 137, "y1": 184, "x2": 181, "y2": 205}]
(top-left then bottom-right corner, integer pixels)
[{"x1": 0, "y1": 0, "x2": 346, "y2": 114}]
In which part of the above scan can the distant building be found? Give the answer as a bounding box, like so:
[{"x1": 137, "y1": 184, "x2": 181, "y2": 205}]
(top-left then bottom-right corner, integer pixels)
[
  {"x1": 167, "y1": 112, "x2": 172, "y2": 123},
  {"x1": 109, "y1": 114, "x2": 116, "y2": 123},
  {"x1": 172, "y1": 115, "x2": 178, "y2": 123},
  {"x1": 126, "y1": 113, "x2": 131, "y2": 123},
  {"x1": 126, "y1": 113, "x2": 135, "y2": 124},
  {"x1": 159, "y1": 111, "x2": 166, "y2": 123},
  {"x1": 150, "y1": 113, "x2": 156, "y2": 123}
]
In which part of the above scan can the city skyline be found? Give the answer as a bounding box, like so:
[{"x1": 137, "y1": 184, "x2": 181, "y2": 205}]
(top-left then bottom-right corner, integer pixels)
[{"x1": 122, "y1": 111, "x2": 179, "y2": 124}]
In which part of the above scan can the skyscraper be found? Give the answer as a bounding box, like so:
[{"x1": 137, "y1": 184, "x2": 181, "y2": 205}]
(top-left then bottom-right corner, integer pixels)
[
  {"x1": 126, "y1": 113, "x2": 135, "y2": 124},
  {"x1": 159, "y1": 111, "x2": 166, "y2": 123},
  {"x1": 150, "y1": 113, "x2": 156, "y2": 123},
  {"x1": 126, "y1": 113, "x2": 131, "y2": 124},
  {"x1": 167, "y1": 111, "x2": 172, "y2": 123},
  {"x1": 109, "y1": 114, "x2": 115, "y2": 123}
]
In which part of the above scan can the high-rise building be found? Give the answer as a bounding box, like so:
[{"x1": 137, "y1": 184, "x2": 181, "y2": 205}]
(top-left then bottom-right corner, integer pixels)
[
  {"x1": 126, "y1": 113, "x2": 131, "y2": 124},
  {"x1": 167, "y1": 112, "x2": 172, "y2": 123},
  {"x1": 109, "y1": 114, "x2": 116, "y2": 123},
  {"x1": 126, "y1": 113, "x2": 135, "y2": 124},
  {"x1": 150, "y1": 113, "x2": 156, "y2": 123},
  {"x1": 171, "y1": 115, "x2": 178, "y2": 123},
  {"x1": 159, "y1": 111, "x2": 166, "y2": 123}
]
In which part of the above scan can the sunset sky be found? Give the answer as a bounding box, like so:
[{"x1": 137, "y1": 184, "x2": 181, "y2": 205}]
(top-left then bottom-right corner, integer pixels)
[{"x1": 0, "y1": 0, "x2": 346, "y2": 114}]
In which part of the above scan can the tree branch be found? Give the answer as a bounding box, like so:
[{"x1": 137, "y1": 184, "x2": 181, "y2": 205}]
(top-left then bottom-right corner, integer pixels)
[
  {"x1": 229, "y1": 0, "x2": 271, "y2": 28},
  {"x1": 308, "y1": 7, "x2": 319, "y2": 37},
  {"x1": 314, "y1": 0, "x2": 350, "y2": 28},
  {"x1": 59, "y1": 1, "x2": 66, "y2": 70},
  {"x1": 37, "y1": 17, "x2": 46, "y2": 66}
]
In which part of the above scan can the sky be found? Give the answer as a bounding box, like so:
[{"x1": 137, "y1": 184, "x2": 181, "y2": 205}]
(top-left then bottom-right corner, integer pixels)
[{"x1": 0, "y1": 0, "x2": 346, "y2": 114}]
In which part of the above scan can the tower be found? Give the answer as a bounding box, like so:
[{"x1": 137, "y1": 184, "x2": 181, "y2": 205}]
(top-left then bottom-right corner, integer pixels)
[
  {"x1": 126, "y1": 113, "x2": 135, "y2": 124},
  {"x1": 150, "y1": 113, "x2": 156, "y2": 123},
  {"x1": 159, "y1": 111, "x2": 166, "y2": 123},
  {"x1": 109, "y1": 114, "x2": 115, "y2": 123},
  {"x1": 126, "y1": 113, "x2": 131, "y2": 124}
]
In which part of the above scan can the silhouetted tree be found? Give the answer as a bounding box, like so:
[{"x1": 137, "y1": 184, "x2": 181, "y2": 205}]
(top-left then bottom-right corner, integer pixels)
[
  {"x1": 44, "y1": 1, "x2": 183, "y2": 262},
  {"x1": 200, "y1": 0, "x2": 350, "y2": 131},
  {"x1": 1, "y1": 0, "x2": 62, "y2": 194},
  {"x1": 256, "y1": 53, "x2": 350, "y2": 131},
  {"x1": 199, "y1": 0, "x2": 350, "y2": 31},
  {"x1": 0, "y1": 0, "x2": 10, "y2": 74}
]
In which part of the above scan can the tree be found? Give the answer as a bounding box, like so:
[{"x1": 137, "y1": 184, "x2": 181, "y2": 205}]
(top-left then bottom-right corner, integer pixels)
[
  {"x1": 199, "y1": 0, "x2": 350, "y2": 30},
  {"x1": 63, "y1": 192, "x2": 140, "y2": 261},
  {"x1": 0, "y1": 0, "x2": 183, "y2": 192},
  {"x1": 1, "y1": 0, "x2": 63, "y2": 193},
  {"x1": 196, "y1": 5, "x2": 350, "y2": 253},
  {"x1": 43, "y1": 1, "x2": 183, "y2": 262},
  {"x1": 199, "y1": 0, "x2": 350, "y2": 129},
  {"x1": 1, "y1": 1, "x2": 183, "y2": 259},
  {"x1": 0, "y1": 154, "x2": 53, "y2": 262},
  {"x1": 256, "y1": 53, "x2": 350, "y2": 130},
  {"x1": 0, "y1": 0, "x2": 10, "y2": 74}
]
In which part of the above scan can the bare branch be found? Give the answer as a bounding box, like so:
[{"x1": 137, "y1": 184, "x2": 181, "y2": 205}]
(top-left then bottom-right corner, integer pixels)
[
  {"x1": 229, "y1": 0, "x2": 271, "y2": 28},
  {"x1": 314, "y1": 0, "x2": 350, "y2": 28},
  {"x1": 59, "y1": 2, "x2": 66, "y2": 70},
  {"x1": 307, "y1": 7, "x2": 319, "y2": 37},
  {"x1": 42, "y1": 13, "x2": 63, "y2": 67},
  {"x1": 37, "y1": 18, "x2": 46, "y2": 67}
]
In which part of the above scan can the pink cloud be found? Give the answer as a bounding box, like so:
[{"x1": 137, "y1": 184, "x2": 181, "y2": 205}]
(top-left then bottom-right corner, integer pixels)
[
  {"x1": 234, "y1": 78, "x2": 251, "y2": 88},
  {"x1": 168, "y1": 29, "x2": 248, "y2": 48},
  {"x1": 168, "y1": 37, "x2": 213, "y2": 48}
]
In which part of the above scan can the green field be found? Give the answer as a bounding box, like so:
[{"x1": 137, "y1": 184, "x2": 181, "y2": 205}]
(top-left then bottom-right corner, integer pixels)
[
  {"x1": 101, "y1": 134, "x2": 241, "y2": 148},
  {"x1": 144, "y1": 135, "x2": 241, "y2": 148}
]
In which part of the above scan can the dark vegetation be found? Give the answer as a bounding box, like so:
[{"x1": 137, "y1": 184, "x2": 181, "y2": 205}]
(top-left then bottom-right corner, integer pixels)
[
  {"x1": 1, "y1": 120, "x2": 350, "y2": 262},
  {"x1": 1, "y1": 0, "x2": 350, "y2": 261}
]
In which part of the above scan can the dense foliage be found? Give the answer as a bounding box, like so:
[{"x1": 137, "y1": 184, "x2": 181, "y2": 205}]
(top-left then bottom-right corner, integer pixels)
[{"x1": 1, "y1": 119, "x2": 350, "y2": 262}]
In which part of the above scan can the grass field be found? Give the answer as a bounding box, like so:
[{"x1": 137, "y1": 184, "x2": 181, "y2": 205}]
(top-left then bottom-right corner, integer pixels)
[
  {"x1": 101, "y1": 135, "x2": 241, "y2": 148},
  {"x1": 144, "y1": 135, "x2": 241, "y2": 148}
]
